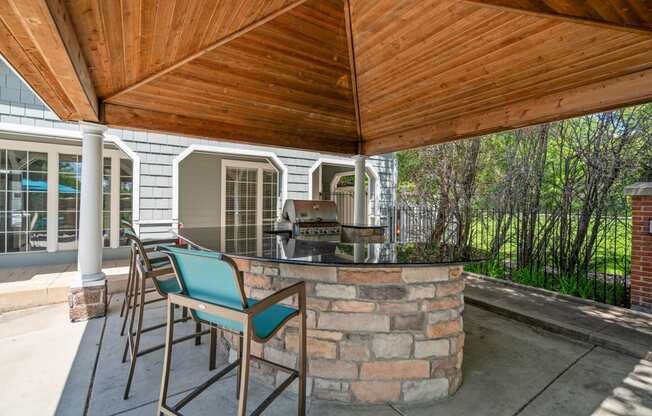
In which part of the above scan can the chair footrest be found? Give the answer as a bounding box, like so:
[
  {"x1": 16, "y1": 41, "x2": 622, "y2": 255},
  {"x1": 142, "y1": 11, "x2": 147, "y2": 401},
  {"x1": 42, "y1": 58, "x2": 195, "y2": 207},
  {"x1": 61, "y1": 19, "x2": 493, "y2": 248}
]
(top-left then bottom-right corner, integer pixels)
[
  {"x1": 252, "y1": 355, "x2": 298, "y2": 376},
  {"x1": 135, "y1": 329, "x2": 210, "y2": 357},
  {"x1": 251, "y1": 372, "x2": 298, "y2": 416},
  {"x1": 172, "y1": 359, "x2": 241, "y2": 413}
]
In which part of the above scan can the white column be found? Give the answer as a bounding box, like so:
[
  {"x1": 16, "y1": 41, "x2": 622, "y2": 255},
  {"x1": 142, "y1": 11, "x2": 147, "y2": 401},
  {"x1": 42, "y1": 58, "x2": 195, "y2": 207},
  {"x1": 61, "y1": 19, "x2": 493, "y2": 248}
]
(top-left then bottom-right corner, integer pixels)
[
  {"x1": 353, "y1": 155, "x2": 367, "y2": 225},
  {"x1": 110, "y1": 155, "x2": 120, "y2": 248},
  {"x1": 73, "y1": 122, "x2": 107, "y2": 287}
]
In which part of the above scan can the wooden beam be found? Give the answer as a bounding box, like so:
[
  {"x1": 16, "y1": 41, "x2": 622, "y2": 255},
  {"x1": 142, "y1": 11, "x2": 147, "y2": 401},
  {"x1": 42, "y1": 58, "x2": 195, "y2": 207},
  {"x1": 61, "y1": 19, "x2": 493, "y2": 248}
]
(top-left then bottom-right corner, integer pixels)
[
  {"x1": 102, "y1": 103, "x2": 358, "y2": 155},
  {"x1": 0, "y1": 0, "x2": 98, "y2": 120},
  {"x1": 344, "y1": 0, "x2": 362, "y2": 152},
  {"x1": 460, "y1": 0, "x2": 652, "y2": 36},
  {"x1": 362, "y1": 69, "x2": 652, "y2": 155},
  {"x1": 104, "y1": 0, "x2": 310, "y2": 102}
]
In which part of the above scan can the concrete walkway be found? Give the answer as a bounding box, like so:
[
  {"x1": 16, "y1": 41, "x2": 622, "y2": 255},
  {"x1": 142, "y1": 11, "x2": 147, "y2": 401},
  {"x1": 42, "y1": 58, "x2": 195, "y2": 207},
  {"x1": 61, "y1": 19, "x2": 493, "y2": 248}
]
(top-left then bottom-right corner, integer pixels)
[
  {"x1": 1, "y1": 292, "x2": 650, "y2": 415},
  {"x1": 465, "y1": 273, "x2": 652, "y2": 358},
  {"x1": 0, "y1": 260, "x2": 128, "y2": 313}
]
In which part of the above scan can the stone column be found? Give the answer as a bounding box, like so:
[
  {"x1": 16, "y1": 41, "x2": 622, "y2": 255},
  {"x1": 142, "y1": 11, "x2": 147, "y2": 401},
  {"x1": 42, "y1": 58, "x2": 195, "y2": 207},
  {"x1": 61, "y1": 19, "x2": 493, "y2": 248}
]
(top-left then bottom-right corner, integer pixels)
[
  {"x1": 69, "y1": 122, "x2": 108, "y2": 322},
  {"x1": 353, "y1": 155, "x2": 367, "y2": 225},
  {"x1": 624, "y1": 182, "x2": 652, "y2": 312}
]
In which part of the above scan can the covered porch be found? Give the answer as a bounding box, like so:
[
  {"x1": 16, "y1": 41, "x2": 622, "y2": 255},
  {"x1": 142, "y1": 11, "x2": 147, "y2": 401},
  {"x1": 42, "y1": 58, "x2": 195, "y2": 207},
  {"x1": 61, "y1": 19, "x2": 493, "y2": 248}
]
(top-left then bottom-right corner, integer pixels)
[
  {"x1": 1, "y1": 0, "x2": 652, "y2": 414},
  {"x1": 1, "y1": 0, "x2": 651, "y2": 317}
]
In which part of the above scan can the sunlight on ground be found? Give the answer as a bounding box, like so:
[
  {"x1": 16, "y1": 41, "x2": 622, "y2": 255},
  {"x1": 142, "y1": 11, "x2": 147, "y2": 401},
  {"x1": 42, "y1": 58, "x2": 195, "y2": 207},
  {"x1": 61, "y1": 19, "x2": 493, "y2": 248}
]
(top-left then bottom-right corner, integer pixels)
[{"x1": 593, "y1": 354, "x2": 652, "y2": 416}]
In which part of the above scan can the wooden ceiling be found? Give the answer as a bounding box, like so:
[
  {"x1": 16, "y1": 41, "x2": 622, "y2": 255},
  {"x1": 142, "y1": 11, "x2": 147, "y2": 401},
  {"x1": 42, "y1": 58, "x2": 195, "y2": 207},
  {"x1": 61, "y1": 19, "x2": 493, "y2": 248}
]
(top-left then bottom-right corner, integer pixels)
[{"x1": 1, "y1": 0, "x2": 651, "y2": 155}]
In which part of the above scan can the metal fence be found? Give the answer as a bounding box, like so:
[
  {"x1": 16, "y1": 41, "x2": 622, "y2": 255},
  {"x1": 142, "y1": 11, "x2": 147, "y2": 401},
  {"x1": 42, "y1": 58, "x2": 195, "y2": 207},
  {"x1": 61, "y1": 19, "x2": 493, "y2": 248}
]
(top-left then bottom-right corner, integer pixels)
[{"x1": 380, "y1": 203, "x2": 631, "y2": 307}]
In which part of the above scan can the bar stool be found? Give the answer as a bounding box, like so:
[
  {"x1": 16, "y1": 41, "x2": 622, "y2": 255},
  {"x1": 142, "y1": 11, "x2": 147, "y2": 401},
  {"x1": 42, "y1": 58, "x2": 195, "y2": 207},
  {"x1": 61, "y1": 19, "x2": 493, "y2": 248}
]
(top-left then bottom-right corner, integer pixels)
[
  {"x1": 156, "y1": 246, "x2": 307, "y2": 416},
  {"x1": 122, "y1": 232, "x2": 210, "y2": 400},
  {"x1": 118, "y1": 222, "x2": 176, "y2": 336}
]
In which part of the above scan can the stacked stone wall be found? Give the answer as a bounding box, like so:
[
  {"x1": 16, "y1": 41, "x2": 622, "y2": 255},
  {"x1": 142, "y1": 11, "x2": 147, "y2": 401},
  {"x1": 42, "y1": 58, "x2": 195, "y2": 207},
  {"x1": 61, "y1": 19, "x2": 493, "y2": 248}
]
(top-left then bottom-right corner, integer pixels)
[{"x1": 221, "y1": 259, "x2": 465, "y2": 404}]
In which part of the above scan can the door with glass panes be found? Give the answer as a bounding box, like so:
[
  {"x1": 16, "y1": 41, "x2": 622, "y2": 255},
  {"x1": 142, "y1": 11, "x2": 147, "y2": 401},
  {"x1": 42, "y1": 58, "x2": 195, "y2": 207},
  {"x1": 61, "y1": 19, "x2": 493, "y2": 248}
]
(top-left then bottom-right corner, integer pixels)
[{"x1": 220, "y1": 160, "x2": 278, "y2": 255}]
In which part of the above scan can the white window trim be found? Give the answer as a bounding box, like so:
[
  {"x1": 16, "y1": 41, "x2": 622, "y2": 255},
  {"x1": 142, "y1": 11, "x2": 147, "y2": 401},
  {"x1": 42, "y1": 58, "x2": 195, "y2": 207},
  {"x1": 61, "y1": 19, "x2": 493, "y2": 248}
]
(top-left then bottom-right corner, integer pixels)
[
  {"x1": 307, "y1": 157, "x2": 381, "y2": 223},
  {"x1": 0, "y1": 123, "x2": 140, "y2": 252},
  {"x1": 171, "y1": 144, "x2": 288, "y2": 231}
]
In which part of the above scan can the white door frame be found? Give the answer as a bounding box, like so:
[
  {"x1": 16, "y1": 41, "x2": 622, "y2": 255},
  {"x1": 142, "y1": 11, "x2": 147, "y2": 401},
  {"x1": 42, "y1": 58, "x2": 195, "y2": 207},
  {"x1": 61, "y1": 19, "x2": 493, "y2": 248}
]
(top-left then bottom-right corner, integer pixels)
[
  {"x1": 172, "y1": 144, "x2": 288, "y2": 232},
  {"x1": 307, "y1": 158, "x2": 381, "y2": 223}
]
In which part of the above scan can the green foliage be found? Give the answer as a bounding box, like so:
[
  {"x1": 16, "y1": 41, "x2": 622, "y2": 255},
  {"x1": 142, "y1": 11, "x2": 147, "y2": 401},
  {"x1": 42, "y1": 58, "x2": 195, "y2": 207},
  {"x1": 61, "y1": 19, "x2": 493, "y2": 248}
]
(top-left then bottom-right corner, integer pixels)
[
  {"x1": 465, "y1": 261, "x2": 629, "y2": 307},
  {"x1": 398, "y1": 104, "x2": 652, "y2": 210}
]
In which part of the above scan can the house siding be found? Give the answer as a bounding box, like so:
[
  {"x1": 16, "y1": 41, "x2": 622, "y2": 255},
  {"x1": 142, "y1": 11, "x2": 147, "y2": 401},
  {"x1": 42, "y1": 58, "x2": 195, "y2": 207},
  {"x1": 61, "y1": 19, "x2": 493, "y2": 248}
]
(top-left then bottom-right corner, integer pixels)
[{"x1": 0, "y1": 61, "x2": 396, "y2": 241}]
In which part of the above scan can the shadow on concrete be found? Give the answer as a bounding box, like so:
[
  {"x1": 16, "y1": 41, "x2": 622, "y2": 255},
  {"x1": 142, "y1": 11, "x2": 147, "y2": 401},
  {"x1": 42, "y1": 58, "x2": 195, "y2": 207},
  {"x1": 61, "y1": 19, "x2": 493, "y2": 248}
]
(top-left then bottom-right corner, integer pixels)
[{"x1": 2, "y1": 293, "x2": 650, "y2": 415}]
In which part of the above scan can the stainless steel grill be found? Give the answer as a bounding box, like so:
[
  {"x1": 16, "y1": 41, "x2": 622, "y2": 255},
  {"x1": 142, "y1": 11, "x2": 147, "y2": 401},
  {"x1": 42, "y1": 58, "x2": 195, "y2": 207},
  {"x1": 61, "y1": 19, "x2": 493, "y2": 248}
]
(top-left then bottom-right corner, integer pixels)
[{"x1": 279, "y1": 199, "x2": 342, "y2": 239}]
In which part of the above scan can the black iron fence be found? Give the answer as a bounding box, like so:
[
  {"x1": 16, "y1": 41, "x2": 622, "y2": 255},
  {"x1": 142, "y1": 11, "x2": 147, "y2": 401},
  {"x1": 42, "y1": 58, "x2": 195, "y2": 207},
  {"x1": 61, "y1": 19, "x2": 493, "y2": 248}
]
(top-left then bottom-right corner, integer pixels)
[{"x1": 380, "y1": 203, "x2": 631, "y2": 307}]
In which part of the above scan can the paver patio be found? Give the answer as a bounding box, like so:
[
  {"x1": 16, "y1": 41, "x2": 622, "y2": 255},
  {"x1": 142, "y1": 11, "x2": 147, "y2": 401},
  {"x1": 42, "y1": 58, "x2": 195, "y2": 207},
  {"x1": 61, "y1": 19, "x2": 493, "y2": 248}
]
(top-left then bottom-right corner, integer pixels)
[{"x1": 1, "y1": 283, "x2": 650, "y2": 416}]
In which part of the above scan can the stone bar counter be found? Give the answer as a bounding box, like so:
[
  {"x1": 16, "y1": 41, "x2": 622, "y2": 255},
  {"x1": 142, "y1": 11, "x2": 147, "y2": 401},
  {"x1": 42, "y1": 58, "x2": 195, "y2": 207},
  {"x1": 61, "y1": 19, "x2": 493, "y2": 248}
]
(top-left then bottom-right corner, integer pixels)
[{"x1": 177, "y1": 227, "x2": 486, "y2": 405}]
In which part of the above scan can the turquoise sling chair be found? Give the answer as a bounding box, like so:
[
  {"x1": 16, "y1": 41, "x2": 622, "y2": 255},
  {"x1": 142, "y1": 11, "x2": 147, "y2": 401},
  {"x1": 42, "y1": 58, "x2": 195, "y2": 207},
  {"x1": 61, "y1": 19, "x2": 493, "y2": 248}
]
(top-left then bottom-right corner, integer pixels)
[
  {"x1": 121, "y1": 228, "x2": 210, "y2": 400},
  {"x1": 156, "y1": 246, "x2": 307, "y2": 416}
]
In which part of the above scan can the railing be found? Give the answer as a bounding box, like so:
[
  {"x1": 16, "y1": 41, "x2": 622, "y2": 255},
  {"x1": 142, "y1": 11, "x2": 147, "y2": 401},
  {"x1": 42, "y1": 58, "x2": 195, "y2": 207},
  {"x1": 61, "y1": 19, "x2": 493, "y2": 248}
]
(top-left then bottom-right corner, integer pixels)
[{"x1": 380, "y1": 203, "x2": 631, "y2": 307}]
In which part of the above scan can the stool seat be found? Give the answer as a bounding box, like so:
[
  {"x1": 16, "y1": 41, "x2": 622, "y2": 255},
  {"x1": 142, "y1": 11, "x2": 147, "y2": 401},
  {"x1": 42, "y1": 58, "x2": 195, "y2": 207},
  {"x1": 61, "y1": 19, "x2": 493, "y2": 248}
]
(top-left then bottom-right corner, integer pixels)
[
  {"x1": 156, "y1": 277, "x2": 182, "y2": 295},
  {"x1": 195, "y1": 297, "x2": 298, "y2": 340}
]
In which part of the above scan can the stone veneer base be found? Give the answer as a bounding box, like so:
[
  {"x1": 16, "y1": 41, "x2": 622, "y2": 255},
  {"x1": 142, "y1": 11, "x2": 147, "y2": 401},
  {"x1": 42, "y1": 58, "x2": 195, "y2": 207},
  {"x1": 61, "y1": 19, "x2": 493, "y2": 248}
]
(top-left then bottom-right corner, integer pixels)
[
  {"x1": 68, "y1": 283, "x2": 107, "y2": 322},
  {"x1": 219, "y1": 260, "x2": 465, "y2": 405}
]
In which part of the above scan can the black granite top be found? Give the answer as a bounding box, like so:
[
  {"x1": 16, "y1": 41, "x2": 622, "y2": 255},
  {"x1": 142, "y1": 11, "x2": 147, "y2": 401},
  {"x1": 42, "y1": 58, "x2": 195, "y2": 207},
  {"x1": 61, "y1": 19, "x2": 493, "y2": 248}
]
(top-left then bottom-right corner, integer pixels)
[
  {"x1": 341, "y1": 223, "x2": 387, "y2": 229},
  {"x1": 174, "y1": 227, "x2": 488, "y2": 267}
]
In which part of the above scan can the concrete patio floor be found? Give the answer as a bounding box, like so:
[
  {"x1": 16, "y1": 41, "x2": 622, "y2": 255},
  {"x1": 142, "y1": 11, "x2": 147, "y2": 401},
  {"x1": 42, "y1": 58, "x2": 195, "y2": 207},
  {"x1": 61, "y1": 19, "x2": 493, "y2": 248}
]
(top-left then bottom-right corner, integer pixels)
[{"x1": 1, "y1": 289, "x2": 650, "y2": 416}]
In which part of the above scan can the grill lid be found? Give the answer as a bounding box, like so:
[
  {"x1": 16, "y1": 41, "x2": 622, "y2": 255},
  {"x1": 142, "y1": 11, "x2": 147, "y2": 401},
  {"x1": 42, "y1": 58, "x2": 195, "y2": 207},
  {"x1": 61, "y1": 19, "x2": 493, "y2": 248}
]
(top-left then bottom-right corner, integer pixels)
[{"x1": 281, "y1": 199, "x2": 339, "y2": 224}]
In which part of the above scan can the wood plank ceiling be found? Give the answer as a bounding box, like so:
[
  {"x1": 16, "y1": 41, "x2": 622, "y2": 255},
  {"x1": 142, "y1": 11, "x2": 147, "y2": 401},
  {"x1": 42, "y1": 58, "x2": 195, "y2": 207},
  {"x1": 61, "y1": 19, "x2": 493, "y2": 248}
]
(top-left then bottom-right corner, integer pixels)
[
  {"x1": 350, "y1": 0, "x2": 652, "y2": 154},
  {"x1": 0, "y1": 0, "x2": 651, "y2": 155}
]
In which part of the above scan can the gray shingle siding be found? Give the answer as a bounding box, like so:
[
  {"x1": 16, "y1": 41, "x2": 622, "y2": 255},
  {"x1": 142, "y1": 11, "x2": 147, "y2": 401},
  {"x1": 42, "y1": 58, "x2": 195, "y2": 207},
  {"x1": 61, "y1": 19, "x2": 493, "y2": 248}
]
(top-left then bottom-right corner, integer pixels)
[{"x1": 0, "y1": 61, "x2": 397, "y2": 239}]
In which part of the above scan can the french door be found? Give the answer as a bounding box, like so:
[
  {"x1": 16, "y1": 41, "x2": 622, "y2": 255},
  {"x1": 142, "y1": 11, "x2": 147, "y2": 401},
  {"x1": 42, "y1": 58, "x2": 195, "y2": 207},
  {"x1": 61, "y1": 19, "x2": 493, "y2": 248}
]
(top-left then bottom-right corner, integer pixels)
[{"x1": 220, "y1": 160, "x2": 278, "y2": 255}]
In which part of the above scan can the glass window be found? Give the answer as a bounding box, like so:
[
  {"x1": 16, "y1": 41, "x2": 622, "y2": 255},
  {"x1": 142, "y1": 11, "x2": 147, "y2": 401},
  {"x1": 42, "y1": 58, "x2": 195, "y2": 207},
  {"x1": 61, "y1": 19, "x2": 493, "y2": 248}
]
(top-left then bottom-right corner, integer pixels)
[
  {"x1": 224, "y1": 167, "x2": 258, "y2": 256},
  {"x1": 0, "y1": 149, "x2": 46, "y2": 253},
  {"x1": 7, "y1": 150, "x2": 27, "y2": 171},
  {"x1": 29, "y1": 152, "x2": 47, "y2": 172},
  {"x1": 119, "y1": 159, "x2": 133, "y2": 246},
  {"x1": 58, "y1": 154, "x2": 80, "y2": 250}
]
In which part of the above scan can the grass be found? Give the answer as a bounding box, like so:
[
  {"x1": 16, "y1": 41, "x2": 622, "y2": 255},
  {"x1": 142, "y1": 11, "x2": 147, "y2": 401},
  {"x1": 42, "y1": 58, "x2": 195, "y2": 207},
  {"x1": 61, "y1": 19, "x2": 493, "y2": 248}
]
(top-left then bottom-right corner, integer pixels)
[
  {"x1": 467, "y1": 213, "x2": 631, "y2": 276},
  {"x1": 465, "y1": 259, "x2": 629, "y2": 307}
]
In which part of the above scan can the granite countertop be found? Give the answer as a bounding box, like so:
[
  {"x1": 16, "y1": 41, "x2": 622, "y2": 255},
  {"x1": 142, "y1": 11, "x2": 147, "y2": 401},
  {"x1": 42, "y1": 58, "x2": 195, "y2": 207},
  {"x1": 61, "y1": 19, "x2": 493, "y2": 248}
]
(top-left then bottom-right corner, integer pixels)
[{"x1": 174, "y1": 227, "x2": 488, "y2": 267}]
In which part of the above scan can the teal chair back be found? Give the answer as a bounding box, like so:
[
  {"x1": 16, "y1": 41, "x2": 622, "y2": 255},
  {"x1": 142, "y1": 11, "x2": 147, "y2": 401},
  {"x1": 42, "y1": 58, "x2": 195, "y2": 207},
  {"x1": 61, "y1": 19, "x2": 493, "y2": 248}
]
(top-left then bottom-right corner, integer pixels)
[
  {"x1": 158, "y1": 246, "x2": 248, "y2": 324},
  {"x1": 122, "y1": 228, "x2": 182, "y2": 296}
]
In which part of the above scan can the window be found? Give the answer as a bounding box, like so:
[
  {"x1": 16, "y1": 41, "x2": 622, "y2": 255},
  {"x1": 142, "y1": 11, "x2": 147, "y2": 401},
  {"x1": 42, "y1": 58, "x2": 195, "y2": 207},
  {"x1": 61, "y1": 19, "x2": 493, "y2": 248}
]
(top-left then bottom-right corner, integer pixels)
[
  {"x1": 221, "y1": 160, "x2": 280, "y2": 256},
  {"x1": 0, "y1": 149, "x2": 48, "y2": 253},
  {"x1": 0, "y1": 143, "x2": 134, "y2": 255},
  {"x1": 58, "y1": 154, "x2": 81, "y2": 250},
  {"x1": 262, "y1": 170, "x2": 279, "y2": 254},
  {"x1": 224, "y1": 166, "x2": 258, "y2": 255},
  {"x1": 119, "y1": 159, "x2": 133, "y2": 246}
]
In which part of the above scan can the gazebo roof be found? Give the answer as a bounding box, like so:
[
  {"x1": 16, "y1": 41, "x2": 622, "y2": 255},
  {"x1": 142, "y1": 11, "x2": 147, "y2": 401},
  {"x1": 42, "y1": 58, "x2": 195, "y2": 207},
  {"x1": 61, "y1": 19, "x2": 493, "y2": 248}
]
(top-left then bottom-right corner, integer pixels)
[{"x1": 1, "y1": 0, "x2": 651, "y2": 155}]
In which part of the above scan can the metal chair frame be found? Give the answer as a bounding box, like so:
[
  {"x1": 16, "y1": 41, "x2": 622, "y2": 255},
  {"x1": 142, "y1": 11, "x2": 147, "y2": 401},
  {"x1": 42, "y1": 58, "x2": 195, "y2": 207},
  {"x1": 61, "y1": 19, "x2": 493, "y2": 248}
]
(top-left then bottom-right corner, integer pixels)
[
  {"x1": 121, "y1": 231, "x2": 211, "y2": 400},
  {"x1": 118, "y1": 220, "x2": 178, "y2": 334},
  {"x1": 156, "y1": 250, "x2": 307, "y2": 416}
]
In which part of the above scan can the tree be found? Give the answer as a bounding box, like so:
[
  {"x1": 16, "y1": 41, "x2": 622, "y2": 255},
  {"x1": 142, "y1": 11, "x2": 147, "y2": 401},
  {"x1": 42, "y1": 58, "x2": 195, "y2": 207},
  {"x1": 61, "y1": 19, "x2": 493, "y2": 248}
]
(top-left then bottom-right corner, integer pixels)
[{"x1": 397, "y1": 104, "x2": 652, "y2": 271}]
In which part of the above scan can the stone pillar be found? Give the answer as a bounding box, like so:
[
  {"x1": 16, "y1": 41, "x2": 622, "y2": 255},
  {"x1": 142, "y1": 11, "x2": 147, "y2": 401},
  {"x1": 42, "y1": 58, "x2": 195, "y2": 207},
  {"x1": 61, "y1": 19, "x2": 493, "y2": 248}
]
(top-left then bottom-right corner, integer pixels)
[
  {"x1": 69, "y1": 122, "x2": 107, "y2": 322},
  {"x1": 624, "y1": 182, "x2": 652, "y2": 312},
  {"x1": 353, "y1": 155, "x2": 366, "y2": 225}
]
